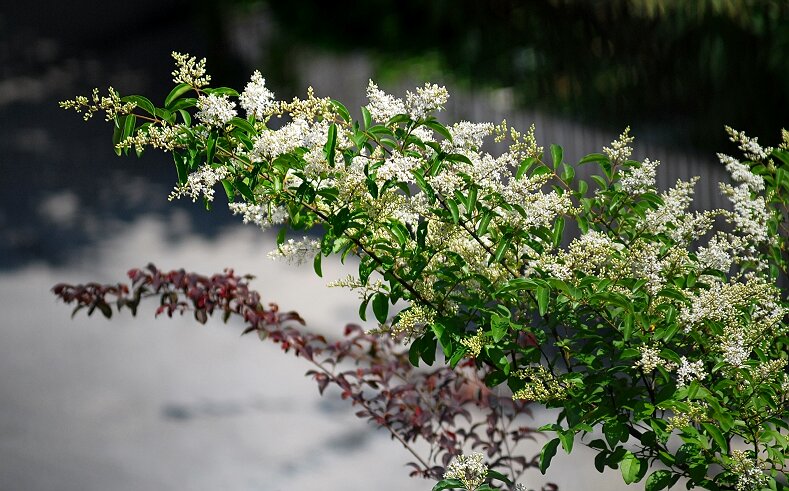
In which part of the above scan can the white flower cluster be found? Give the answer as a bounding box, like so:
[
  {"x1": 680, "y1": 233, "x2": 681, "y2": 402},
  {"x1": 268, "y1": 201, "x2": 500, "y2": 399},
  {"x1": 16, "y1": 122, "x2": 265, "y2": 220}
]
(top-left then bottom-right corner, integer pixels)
[
  {"x1": 680, "y1": 277, "x2": 784, "y2": 368},
  {"x1": 239, "y1": 70, "x2": 277, "y2": 120},
  {"x1": 228, "y1": 201, "x2": 288, "y2": 230},
  {"x1": 443, "y1": 453, "x2": 488, "y2": 491},
  {"x1": 364, "y1": 80, "x2": 449, "y2": 123},
  {"x1": 634, "y1": 347, "x2": 706, "y2": 388},
  {"x1": 644, "y1": 178, "x2": 698, "y2": 237},
  {"x1": 405, "y1": 82, "x2": 449, "y2": 120},
  {"x1": 445, "y1": 121, "x2": 494, "y2": 151},
  {"x1": 635, "y1": 345, "x2": 669, "y2": 372},
  {"x1": 529, "y1": 231, "x2": 621, "y2": 281},
  {"x1": 729, "y1": 450, "x2": 768, "y2": 491},
  {"x1": 725, "y1": 126, "x2": 771, "y2": 161},
  {"x1": 253, "y1": 118, "x2": 333, "y2": 162},
  {"x1": 375, "y1": 154, "x2": 420, "y2": 183},
  {"x1": 58, "y1": 87, "x2": 137, "y2": 122},
  {"x1": 391, "y1": 304, "x2": 437, "y2": 338},
  {"x1": 620, "y1": 158, "x2": 659, "y2": 194},
  {"x1": 718, "y1": 153, "x2": 764, "y2": 192},
  {"x1": 512, "y1": 365, "x2": 567, "y2": 402},
  {"x1": 666, "y1": 401, "x2": 708, "y2": 432},
  {"x1": 365, "y1": 81, "x2": 406, "y2": 122},
  {"x1": 168, "y1": 165, "x2": 229, "y2": 202},
  {"x1": 676, "y1": 357, "x2": 706, "y2": 387},
  {"x1": 719, "y1": 182, "x2": 770, "y2": 244},
  {"x1": 603, "y1": 127, "x2": 634, "y2": 163},
  {"x1": 196, "y1": 93, "x2": 237, "y2": 127},
  {"x1": 267, "y1": 236, "x2": 321, "y2": 265},
  {"x1": 171, "y1": 52, "x2": 210, "y2": 88},
  {"x1": 460, "y1": 328, "x2": 486, "y2": 358}
]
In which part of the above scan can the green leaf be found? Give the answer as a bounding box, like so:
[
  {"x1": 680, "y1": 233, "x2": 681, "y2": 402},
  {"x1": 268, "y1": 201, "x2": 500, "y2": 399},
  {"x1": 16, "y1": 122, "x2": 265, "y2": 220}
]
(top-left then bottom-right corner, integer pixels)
[
  {"x1": 619, "y1": 451, "x2": 643, "y2": 484},
  {"x1": 645, "y1": 470, "x2": 675, "y2": 491},
  {"x1": 579, "y1": 152, "x2": 607, "y2": 165},
  {"x1": 423, "y1": 120, "x2": 452, "y2": 141},
  {"x1": 561, "y1": 162, "x2": 575, "y2": 182},
  {"x1": 204, "y1": 87, "x2": 239, "y2": 97},
  {"x1": 446, "y1": 199, "x2": 460, "y2": 224},
  {"x1": 477, "y1": 212, "x2": 493, "y2": 236},
  {"x1": 576, "y1": 179, "x2": 588, "y2": 196},
  {"x1": 603, "y1": 420, "x2": 626, "y2": 449},
  {"x1": 177, "y1": 109, "x2": 192, "y2": 126},
  {"x1": 516, "y1": 157, "x2": 537, "y2": 179},
  {"x1": 361, "y1": 106, "x2": 372, "y2": 130},
  {"x1": 558, "y1": 430, "x2": 574, "y2": 453},
  {"x1": 165, "y1": 83, "x2": 192, "y2": 109},
  {"x1": 700, "y1": 422, "x2": 728, "y2": 453},
  {"x1": 372, "y1": 293, "x2": 389, "y2": 324},
  {"x1": 431, "y1": 479, "x2": 464, "y2": 491},
  {"x1": 552, "y1": 217, "x2": 565, "y2": 248},
  {"x1": 536, "y1": 286, "x2": 549, "y2": 316},
  {"x1": 486, "y1": 470, "x2": 512, "y2": 485},
  {"x1": 313, "y1": 251, "x2": 322, "y2": 277},
  {"x1": 492, "y1": 236, "x2": 511, "y2": 264},
  {"x1": 465, "y1": 187, "x2": 478, "y2": 214},
  {"x1": 121, "y1": 95, "x2": 155, "y2": 116},
  {"x1": 121, "y1": 114, "x2": 136, "y2": 145},
  {"x1": 330, "y1": 99, "x2": 351, "y2": 122},
  {"x1": 490, "y1": 314, "x2": 509, "y2": 342},
  {"x1": 551, "y1": 144, "x2": 564, "y2": 169},
  {"x1": 539, "y1": 438, "x2": 561, "y2": 474},
  {"x1": 324, "y1": 123, "x2": 337, "y2": 167},
  {"x1": 485, "y1": 346, "x2": 511, "y2": 375},
  {"x1": 229, "y1": 117, "x2": 256, "y2": 135},
  {"x1": 112, "y1": 116, "x2": 124, "y2": 156}
]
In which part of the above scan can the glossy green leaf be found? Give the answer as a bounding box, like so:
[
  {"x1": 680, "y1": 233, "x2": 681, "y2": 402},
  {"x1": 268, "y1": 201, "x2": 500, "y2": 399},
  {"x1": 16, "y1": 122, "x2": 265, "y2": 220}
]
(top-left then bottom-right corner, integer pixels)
[
  {"x1": 372, "y1": 292, "x2": 389, "y2": 324},
  {"x1": 330, "y1": 99, "x2": 351, "y2": 122},
  {"x1": 324, "y1": 123, "x2": 337, "y2": 167},
  {"x1": 165, "y1": 83, "x2": 192, "y2": 109},
  {"x1": 619, "y1": 451, "x2": 643, "y2": 484},
  {"x1": 558, "y1": 430, "x2": 574, "y2": 453},
  {"x1": 537, "y1": 286, "x2": 549, "y2": 316},
  {"x1": 701, "y1": 423, "x2": 728, "y2": 453},
  {"x1": 551, "y1": 144, "x2": 564, "y2": 169},
  {"x1": 121, "y1": 95, "x2": 155, "y2": 116},
  {"x1": 431, "y1": 479, "x2": 463, "y2": 491},
  {"x1": 552, "y1": 217, "x2": 565, "y2": 248},
  {"x1": 645, "y1": 470, "x2": 675, "y2": 491},
  {"x1": 423, "y1": 120, "x2": 452, "y2": 141},
  {"x1": 446, "y1": 199, "x2": 460, "y2": 224},
  {"x1": 313, "y1": 251, "x2": 323, "y2": 277},
  {"x1": 539, "y1": 438, "x2": 560, "y2": 474},
  {"x1": 361, "y1": 106, "x2": 372, "y2": 130}
]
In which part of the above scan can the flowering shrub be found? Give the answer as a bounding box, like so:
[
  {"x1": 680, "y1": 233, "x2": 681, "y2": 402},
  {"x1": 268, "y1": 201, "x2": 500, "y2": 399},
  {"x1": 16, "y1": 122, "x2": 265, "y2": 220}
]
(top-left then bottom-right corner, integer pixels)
[{"x1": 60, "y1": 53, "x2": 789, "y2": 490}]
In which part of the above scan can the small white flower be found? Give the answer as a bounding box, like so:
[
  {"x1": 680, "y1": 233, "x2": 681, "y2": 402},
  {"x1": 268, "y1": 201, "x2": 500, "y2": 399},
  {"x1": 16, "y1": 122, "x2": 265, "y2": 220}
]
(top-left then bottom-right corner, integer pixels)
[
  {"x1": 365, "y1": 81, "x2": 406, "y2": 122},
  {"x1": 620, "y1": 158, "x2": 659, "y2": 195},
  {"x1": 239, "y1": 71, "x2": 276, "y2": 120},
  {"x1": 228, "y1": 201, "x2": 288, "y2": 230},
  {"x1": 676, "y1": 357, "x2": 706, "y2": 387},
  {"x1": 268, "y1": 237, "x2": 321, "y2": 265},
  {"x1": 603, "y1": 127, "x2": 634, "y2": 163},
  {"x1": 196, "y1": 93, "x2": 237, "y2": 127},
  {"x1": 718, "y1": 153, "x2": 764, "y2": 192},
  {"x1": 168, "y1": 165, "x2": 229, "y2": 202},
  {"x1": 444, "y1": 453, "x2": 488, "y2": 490},
  {"x1": 405, "y1": 82, "x2": 449, "y2": 120}
]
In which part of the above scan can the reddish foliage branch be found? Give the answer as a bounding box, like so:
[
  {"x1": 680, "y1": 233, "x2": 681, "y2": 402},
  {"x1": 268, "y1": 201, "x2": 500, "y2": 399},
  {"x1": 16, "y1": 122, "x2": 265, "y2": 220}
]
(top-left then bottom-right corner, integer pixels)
[{"x1": 53, "y1": 264, "x2": 554, "y2": 489}]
